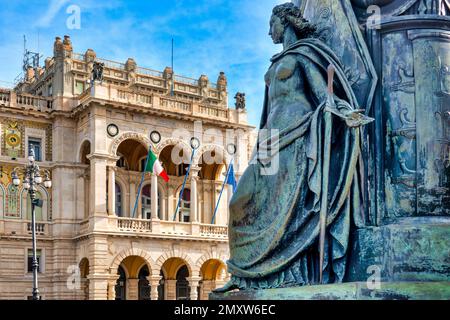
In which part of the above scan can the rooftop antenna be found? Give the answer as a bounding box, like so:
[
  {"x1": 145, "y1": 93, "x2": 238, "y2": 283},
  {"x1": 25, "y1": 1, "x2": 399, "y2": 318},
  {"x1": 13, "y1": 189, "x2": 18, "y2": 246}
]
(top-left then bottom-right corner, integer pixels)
[
  {"x1": 22, "y1": 34, "x2": 42, "y2": 78},
  {"x1": 170, "y1": 38, "x2": 174, "y2": 96}
]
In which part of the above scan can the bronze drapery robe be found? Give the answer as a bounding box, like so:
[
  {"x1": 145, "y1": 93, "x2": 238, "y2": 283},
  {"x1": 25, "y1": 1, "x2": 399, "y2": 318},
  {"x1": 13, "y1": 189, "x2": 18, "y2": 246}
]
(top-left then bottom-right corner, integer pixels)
[{"x1": 226, "y1": 38, "x2": 366, "y2": 289}]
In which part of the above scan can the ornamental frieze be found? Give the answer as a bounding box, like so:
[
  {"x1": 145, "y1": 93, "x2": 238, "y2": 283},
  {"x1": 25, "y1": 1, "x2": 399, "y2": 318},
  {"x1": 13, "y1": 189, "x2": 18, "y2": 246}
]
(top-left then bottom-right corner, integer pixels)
[
  {"x1": 110, "y1": 131, "x2": 151, "y2": 155},
  {"x1": 1, "y1": 118, "x2": 52, "y2": 161}
]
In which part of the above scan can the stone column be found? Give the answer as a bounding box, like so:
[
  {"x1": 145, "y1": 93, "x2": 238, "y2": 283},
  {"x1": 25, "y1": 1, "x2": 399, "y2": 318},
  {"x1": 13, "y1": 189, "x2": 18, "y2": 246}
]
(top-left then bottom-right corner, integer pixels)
[
  {"x1": 84, "y1": 172, "x2": 90, "y2": 219},
  {"x1": 188, "y1": 277, "x2": 201, "y2": 300},
  {"x1": 107, "y1": 276, "x2": 119, "y2": 300},
  {"x1": 151, "y1": 173, "x2": 159, "y2": 219},
  {"x1": 201, "y1": 280, "x2": 216, "y2": 300},
  {"x1": 107, "y1": 166, "x2": 116, "y2": 216},
  {"x1": 87, "y1": 235, "x2": 110, "y2": 300},
  {"x1": 127, "y1": 278, "x2": 139, "y2": 300},
  {"x1": 191, "y1": 177, "x2": 198, "y2": 222},
  {"x1": 165, "y1": 279, "x2": 177, "y2": 300},
  {"x1": 148, "y1": 275, "x2": 162, "y2": 300},
  {"x1": 87, "y1": 274, "x2": 109, "y2": 300},
  {"x1": 129, "y1": 180, "x2": 136, "y2": 218},
  {"x1": 75, "y1": 172, "x2": 86, "y2": 220},
  {"x1": 198, "y1": 281, "x2": 205, "y2": 300},
  {"x1": 224, "y1": 184, "x2": 233, "y2": 225},
  {"x1": 190, "y1": 168, "x2": 200, "y2": 235},
  {"x1": 167, "y1": 184, "x2": 174, "y2": 221},
  {"x1": 87, "y1": 155, "x2": 108, "y2": 217}
]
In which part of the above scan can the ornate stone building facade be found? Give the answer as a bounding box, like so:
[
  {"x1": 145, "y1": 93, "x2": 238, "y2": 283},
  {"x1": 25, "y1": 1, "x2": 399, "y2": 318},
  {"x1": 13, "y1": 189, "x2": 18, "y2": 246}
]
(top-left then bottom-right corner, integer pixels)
[{"x1": 0, "y1": 36, "x2": 255, "y2": 300}]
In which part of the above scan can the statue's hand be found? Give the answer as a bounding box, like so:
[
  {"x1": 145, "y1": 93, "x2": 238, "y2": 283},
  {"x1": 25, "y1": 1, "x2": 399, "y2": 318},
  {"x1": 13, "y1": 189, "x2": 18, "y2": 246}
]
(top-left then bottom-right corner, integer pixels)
[{"x1": 343, "y1": 109, "x2": 374, "y2": 128}]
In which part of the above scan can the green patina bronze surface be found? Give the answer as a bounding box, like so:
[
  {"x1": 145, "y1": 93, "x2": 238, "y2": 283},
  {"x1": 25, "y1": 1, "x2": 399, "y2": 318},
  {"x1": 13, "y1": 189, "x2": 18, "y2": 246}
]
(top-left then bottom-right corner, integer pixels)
[
  {"x1": 210, "y1": 281, "x2": 450, "y2": 300},
  {"x1": 213, "y1": 0, "x2": 450, "y2": 298},
  {"x1": 217, "y1": 3, "x2": 372, "y2": 292}
]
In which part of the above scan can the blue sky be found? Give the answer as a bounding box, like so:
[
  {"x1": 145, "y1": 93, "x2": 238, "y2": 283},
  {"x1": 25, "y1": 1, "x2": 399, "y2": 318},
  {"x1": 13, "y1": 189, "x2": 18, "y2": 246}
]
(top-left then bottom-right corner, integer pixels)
[{"x1": 0, "y1": 0, "x2": 287, "y2": 126}]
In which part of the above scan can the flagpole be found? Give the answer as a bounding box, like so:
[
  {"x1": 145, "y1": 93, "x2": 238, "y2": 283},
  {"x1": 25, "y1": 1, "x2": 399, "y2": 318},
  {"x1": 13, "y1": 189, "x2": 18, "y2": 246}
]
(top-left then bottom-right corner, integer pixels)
[
  {"x1": 171, "y1": 38, "x2": 174, "y2": 96},
  {"x1": 172, "y1": 144, "x2": 197, "y2": 221},
  {"x1": 211, "y1": 157, "x2": 233, "y2": 225},
  {"x1": 131, "y1": 149, "x2": 151, "y2": 219}
]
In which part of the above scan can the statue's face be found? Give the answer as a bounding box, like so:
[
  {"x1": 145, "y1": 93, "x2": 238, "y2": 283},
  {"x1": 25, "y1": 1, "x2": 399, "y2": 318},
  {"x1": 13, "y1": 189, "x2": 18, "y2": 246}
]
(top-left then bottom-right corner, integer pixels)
[{"x1": 269, "y1": 14, "x2": 284, "y2": 44}]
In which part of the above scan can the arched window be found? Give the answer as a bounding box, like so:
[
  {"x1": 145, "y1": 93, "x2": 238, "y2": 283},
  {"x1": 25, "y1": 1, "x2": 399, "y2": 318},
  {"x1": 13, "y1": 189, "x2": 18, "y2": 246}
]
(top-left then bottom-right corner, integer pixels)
[
  {"x1": 179, "y1": 188, "x2": 190, "y2": 222},
  {"x1": 0, "y1": 184, "x2": 5, "y2": 218},
  {"x1": 138, "y1": 265, "x2": 150, "y2": 300},
  {"x1": 141, "y1": 184, "x2": 151, "y2": 219},
  {"x1": 116, "y1": 153, "x2": 126, "y2": 169},
  {"x1": 21, "y1": 187, "x2": 48, "y2": 221},
  {"x1": 176, "y1": 265, "x2": 190, "y2": 300},
  {"x1": 140, "y1": 157, "x2": 147, "y2": 172},
  {"x1": 115, "y1": 266, "x2": 126, "y2": 300},
  {"x1": 115, "y1": 183, "x2": 123, "y2": 217},
  {"x1": 26, "y1": 192, "x2": 43, "y2": 221},
  {"x1": 141, "y1": 184, "x2": 162, "y2": 220},
  {"x1": 6, "y1": 184, "x2": 19, "y2": 218}
]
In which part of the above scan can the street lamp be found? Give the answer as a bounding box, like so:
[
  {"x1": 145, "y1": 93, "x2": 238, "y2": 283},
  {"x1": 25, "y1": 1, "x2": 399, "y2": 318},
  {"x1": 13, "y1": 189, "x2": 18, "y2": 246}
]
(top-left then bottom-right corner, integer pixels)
[{"x1": 11, "y1": 149, "x2": 51, "y2": 300}]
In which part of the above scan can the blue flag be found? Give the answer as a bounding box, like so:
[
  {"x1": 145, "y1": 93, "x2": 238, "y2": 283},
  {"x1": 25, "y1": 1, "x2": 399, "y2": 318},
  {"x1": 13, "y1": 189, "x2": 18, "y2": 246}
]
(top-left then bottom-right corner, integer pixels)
[{"x1": 226, "y1": 163, "x2": 237, "y2": 192}]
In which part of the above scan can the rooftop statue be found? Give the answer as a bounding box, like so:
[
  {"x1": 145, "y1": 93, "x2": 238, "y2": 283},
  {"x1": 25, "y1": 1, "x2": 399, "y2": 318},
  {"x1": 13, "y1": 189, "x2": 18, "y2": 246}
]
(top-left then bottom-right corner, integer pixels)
[
  {"x1": 215, "y1": 2, "x2": 373, "y2": 292},
  {"x1": 234, "y1": 92, "x2": 246, "y2": 110},
  {"x1": 92, "y1": 61, "x2": 104, "y2": 82}
]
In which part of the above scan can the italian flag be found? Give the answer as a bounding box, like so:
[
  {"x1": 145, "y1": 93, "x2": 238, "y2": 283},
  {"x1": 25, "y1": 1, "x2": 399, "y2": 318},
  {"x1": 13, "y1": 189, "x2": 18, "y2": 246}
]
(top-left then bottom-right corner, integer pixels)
[{"x1": 145, "y1": 149, "x2": 169, "y2": 182}]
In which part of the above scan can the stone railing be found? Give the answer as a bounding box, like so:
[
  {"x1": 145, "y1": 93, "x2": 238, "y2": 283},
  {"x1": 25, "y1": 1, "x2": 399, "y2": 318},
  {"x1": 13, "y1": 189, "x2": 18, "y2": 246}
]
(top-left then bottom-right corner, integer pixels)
[
  {"x1": 70, "y1": 53, "x2": 226, "y2": 98},
  {"x1": 137, "y1": 66, "x2": 164, "y2": 78},
  {"x1": 116, "y1": 217, "x2": 152, "y2": 233},
  {"x1": 97, "y1": 57, "x2": 126, "y2": 70},
  {"x1": 0, "y1": 88, "x2": 53, "y2": 111},
  {"x1": 200, "y1": 224, "x2": 228, "y2": 238},
  {"x1": 72, "y1": 52, "x2": 85, "y2": 61},
  {"x1": 101, "y1": 216, "x2": 228, "y2": 239},
  {"x1": 158, "y1": 220, "x2": 192, "y2": 235},
  {"x1": 25, "y1": 221, "x2": 50, "y2": 236},
  {"x1": 0, "y1": 90, "x2": 10, "y2": 105},
  {"x1": 16, "y1": 93, "x2": 53, "y2": 109},
  {"x1": 78, "y1": 84, "x2": 240, "y2": 123},
  {"x1": 199, "y1": 105, "x2": 228, "y2": 119},
  {"x1": 160, "y1": 97, "x2": 192, "y2": 113},
  {"x1": 174, "y1": 74, "x2": 199, "y2": 86}
]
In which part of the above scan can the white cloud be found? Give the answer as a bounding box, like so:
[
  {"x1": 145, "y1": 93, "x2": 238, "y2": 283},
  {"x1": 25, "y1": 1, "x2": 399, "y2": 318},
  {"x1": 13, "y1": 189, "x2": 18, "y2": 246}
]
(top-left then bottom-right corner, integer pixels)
[
  {"x1": 0, "y1": 0, "x2": 287, "y2": 126},
  {"x1": 35, "y1": 0, "x2": 70, "y2": 28}
]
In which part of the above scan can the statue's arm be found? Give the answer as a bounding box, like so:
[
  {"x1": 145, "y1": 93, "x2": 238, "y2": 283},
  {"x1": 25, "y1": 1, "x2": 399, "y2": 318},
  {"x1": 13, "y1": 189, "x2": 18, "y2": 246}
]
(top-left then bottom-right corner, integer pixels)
[
  {"x1": 299, "y1": 57, "x2": 373, "y2": 127},
  {"x1": 297, "y1": 56, "x2": 329, "y2": 107}
]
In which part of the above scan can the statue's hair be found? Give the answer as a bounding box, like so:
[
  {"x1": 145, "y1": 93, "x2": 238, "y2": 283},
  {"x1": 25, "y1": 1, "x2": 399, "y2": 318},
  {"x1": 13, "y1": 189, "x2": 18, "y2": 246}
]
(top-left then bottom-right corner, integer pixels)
[{"x1": 272, "y1": 2, "x2": 317, "y2": 39}]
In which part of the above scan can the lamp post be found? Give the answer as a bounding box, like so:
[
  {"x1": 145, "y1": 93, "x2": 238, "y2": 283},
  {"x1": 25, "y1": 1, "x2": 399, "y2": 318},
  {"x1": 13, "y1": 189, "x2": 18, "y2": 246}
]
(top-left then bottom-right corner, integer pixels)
[{"x1": 11, "y1": 149, "x2": 52, "y2": 300}]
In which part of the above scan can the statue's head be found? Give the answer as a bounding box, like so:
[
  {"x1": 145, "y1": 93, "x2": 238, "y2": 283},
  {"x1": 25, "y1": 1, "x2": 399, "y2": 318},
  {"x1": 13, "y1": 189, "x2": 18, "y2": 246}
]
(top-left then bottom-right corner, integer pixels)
[{"x1": 269, "y1": 2, "x2": 316, "y2": 44}]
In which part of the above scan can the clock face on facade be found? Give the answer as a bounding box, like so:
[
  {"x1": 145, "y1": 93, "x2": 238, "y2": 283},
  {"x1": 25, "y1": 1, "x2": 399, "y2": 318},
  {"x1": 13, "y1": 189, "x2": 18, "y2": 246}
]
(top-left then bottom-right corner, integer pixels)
[
  {"x1": 107, "y1": 124, "x2": 119, "y2": 137},
  {"x1": 5, "y1": 133, "x2": 21, "y2": 147}
]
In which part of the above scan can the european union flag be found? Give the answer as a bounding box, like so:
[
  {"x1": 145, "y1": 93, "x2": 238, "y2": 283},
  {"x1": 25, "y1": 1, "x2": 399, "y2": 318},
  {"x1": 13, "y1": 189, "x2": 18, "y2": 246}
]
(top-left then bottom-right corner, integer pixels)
[{"x1": 226, "y1": 163, "x2": 237, "y2": 192}]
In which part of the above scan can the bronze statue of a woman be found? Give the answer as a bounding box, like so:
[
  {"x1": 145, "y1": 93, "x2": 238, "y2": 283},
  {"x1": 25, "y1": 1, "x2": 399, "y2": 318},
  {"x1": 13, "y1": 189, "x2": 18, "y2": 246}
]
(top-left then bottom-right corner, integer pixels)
[{"x1": 216, "y1": 2, "x2": 373, "y2": 292}]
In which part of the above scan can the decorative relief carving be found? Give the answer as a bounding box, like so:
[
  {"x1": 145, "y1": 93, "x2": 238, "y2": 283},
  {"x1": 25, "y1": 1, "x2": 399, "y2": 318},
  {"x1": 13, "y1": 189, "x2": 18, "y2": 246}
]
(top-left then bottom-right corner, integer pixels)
[
  {"x1": 435, "y1": 56, "x2": 450, "y2": 187},
  {"x1": 417, "y1": 0, "x2": 450, "y2": 15},
  {"x1": 1, "y1": 119, "x2": 53, "y2": 161},
  {"x1": 303, "y1": 0, "x2": 378, "y2": 111},
  {"x1": 351, "y1": 0, "x2": 449, "y2": 17},
  {"x1": 388, "y1": 108, "x2": 417, "y2": 188},
  {"x1": 390, "y1": 67, "x2": 416, "y2": 93},
  {"x1": 154, "y1": 138, "x2": 191, "y2": 155},
  {"x1": 311, "y1": 4, "x2": 333, "y2": 43},
  {"x1": 110, "y1": 132, "x2": 151, "y2": 155},
  {"x1": 3, "y1": 121, "x2": 22, "y2": 158},
  {"x1": 193, "y1": 144, "x2": 229, "y2": 167},
  {"x1": 390, "y1": 108, "x2": 416, "y2": 139},
  {"x1": 5, "y1": 184, "x2": 20, "y2": 218}
]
